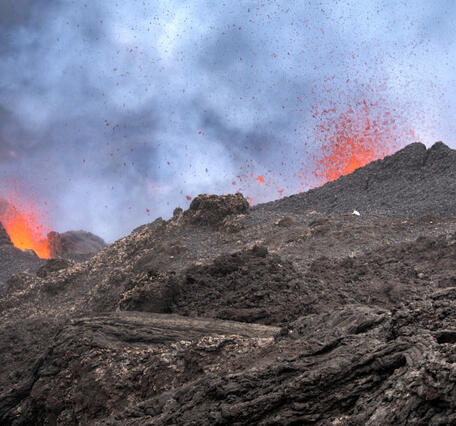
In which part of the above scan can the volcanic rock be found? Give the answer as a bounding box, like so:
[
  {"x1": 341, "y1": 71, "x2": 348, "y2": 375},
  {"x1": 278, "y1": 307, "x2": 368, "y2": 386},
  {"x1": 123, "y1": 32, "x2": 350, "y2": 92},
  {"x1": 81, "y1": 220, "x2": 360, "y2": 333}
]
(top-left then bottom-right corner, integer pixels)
[
  {"x1": 275, "y1": 215, "x2": 296, "y2": 227},
  {"x1": 0, "y1": 221, "x2": 12, "y2": 247},
  {"x1": 3, "y1": 142, "x2": 456, "y2": 424},
  {"x1": 118, "y1": 245, "x2": 312, "y2": 325},
  {"x1": 170, "y1": 246, "x2": 312, "y2": 325},
  {"x1": 118, "y1": 270, "x2": 179, "y2": 313},
  {"x1": 36, "y1": 258, "x2": 75, "y2": 278},
  {"x1": 105, "y1": 295, "x2": 456, "y2": 425},
  {"x1": 182, "y1": 193, "x2": 249, "y2": 226},
  {"x1": 48, "y1": 230, "x2": 107, "y2": 258},
  {"x1": 1, "y1": 312, "x2": 278, "y2": 425}
]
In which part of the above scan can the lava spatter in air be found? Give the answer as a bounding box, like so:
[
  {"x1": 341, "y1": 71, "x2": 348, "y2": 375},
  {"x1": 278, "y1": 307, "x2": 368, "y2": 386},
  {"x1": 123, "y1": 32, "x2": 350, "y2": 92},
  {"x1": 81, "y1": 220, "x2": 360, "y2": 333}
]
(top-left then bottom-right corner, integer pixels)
[{"x1": 312, "y1": 99, "x2": 417, "y2": 184}]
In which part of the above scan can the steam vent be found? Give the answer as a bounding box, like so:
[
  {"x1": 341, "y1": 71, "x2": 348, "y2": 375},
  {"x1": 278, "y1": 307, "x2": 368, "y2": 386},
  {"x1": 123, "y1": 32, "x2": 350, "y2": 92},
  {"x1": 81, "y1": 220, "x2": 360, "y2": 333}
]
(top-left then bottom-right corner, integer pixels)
[{"x1": 1, "y1": 142, "x2": 456, "y2": 424}]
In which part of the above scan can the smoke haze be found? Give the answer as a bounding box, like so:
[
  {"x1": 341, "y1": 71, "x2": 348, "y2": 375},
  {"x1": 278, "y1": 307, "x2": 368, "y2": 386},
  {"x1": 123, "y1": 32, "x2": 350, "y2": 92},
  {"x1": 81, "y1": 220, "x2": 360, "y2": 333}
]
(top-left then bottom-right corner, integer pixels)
[{"x1": 1, "y1": 0, "x2": 455, "y2": 241}]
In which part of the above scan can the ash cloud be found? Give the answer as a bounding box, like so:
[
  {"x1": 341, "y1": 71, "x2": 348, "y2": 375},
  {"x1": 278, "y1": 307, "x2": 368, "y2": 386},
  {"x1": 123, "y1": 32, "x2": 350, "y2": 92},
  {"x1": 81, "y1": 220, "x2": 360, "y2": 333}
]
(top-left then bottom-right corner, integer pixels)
[{"x1": 1, "y1": 0, "x2": 455, "y2": 241}]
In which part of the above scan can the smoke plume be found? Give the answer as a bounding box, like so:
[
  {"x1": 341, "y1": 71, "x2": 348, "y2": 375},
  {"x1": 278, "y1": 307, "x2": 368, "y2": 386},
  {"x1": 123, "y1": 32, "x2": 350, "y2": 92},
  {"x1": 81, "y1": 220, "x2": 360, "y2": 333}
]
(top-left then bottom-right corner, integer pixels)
[{"x1": 1, "y1": 0, "x2": 455, "y2": 241}]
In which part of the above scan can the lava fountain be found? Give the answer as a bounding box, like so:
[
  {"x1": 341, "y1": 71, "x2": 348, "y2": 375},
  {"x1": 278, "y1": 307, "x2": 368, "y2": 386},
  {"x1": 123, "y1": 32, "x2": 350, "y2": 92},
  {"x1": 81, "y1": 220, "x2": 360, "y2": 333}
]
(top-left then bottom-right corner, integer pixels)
[
  {"x1": 0, "y1": 189, "x2": 51, "y2": 259},
  {"x1": 312, "y1": 99, "x2": 416, "y2": 184},
  {"x1": 227, "y1": 88, "x2": 419, "y2": 204}
]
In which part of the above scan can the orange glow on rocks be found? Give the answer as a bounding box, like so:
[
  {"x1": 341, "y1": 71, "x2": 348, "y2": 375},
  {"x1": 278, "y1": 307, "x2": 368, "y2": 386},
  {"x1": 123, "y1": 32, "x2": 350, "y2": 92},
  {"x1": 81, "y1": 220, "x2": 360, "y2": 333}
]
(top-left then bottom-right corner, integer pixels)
[{"x1": 0, "y1": 185, "x2": 51, "y2": 259}]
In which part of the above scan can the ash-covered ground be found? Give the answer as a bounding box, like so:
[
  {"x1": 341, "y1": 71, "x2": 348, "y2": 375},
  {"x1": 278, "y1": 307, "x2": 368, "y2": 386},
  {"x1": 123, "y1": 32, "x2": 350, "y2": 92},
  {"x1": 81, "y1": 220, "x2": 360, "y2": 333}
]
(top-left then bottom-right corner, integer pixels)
[{"x1": 1, "y1": 142, "x2": 456, "y2": 424}]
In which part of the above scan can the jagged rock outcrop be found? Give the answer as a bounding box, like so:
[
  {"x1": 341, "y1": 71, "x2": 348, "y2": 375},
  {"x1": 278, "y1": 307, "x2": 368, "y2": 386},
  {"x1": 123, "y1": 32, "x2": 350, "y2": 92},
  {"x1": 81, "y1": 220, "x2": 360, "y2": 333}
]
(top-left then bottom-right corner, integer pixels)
[
  {"x1": 48, "y1": 230, "x2": 106, "y2": 258},
  {"x1": 119, "y1": 245, "x2": 312, "y2": 325},
  {"x1": 182, "y1": 193, "x2": 249, "y2": 226}
]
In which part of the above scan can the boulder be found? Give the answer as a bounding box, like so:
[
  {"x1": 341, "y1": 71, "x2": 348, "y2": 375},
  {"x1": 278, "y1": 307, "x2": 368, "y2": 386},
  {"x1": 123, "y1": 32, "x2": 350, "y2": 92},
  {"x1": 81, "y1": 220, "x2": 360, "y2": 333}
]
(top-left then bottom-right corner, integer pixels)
[{"x1": 183, "y1": 193, "x2": 249, "y2": 226}]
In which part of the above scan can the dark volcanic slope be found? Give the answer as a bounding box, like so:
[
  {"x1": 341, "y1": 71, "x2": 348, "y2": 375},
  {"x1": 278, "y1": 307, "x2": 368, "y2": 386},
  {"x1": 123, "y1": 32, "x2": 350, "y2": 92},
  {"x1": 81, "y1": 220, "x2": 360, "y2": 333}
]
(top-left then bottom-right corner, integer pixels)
[
  {"x1": 2, "y1": 142, "x2": 456, "y2": 424},
  {"x1": 263, "y1": 142, "x2": 456, "y2": 217}
]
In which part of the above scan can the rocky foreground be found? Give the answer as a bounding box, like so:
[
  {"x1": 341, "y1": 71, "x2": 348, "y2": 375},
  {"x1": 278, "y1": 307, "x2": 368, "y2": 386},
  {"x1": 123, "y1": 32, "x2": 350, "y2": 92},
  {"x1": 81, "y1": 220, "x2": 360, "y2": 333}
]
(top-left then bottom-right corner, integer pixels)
[{"x1": 1, "y1": 142, "x2": 456, "y2": 424}]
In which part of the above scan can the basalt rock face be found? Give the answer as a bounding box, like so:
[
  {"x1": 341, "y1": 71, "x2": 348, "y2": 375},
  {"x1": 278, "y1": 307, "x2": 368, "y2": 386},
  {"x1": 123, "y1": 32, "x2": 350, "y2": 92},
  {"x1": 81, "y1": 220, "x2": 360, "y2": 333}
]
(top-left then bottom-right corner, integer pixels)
[{"x1": 3, "y1": 143, "x2": 456, "y2": 424}]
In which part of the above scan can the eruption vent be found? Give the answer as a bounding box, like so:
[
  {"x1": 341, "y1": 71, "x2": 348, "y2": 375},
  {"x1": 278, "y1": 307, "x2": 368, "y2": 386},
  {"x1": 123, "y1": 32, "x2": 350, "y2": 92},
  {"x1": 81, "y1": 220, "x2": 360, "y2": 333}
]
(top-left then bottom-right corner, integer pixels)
[
  {"x1": 312, "y1": 99, "x2": 415, "y2": 183},
  {"x1": 0, "y1": 194, "x2": 51, "y2": 259},
  {"x1": 228, "y1": 90, "x2": 418, "y2": 204}
]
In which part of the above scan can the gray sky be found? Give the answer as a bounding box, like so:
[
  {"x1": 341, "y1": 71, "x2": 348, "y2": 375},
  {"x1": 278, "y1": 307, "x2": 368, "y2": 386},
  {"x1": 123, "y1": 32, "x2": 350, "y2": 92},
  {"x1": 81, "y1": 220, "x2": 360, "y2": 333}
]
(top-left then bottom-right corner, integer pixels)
[{"x1": 1, "y1": 0, "x2": 455, "y2": 241}]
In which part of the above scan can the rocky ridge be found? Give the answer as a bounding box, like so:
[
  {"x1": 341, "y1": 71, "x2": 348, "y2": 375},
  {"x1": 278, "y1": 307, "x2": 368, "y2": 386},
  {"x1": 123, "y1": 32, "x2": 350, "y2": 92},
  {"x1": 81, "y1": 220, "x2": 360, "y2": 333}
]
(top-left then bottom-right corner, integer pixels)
[{"x1": 264, "y1": 141, "x2": 456, "y2": 218}]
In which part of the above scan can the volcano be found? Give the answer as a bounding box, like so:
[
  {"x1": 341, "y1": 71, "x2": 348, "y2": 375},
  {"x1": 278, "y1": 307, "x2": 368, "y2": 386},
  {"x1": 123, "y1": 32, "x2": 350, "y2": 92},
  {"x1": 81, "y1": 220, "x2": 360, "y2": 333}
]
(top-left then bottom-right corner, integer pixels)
[
  {"x1": 0, "y1": 198, "x2": 51, "y2": 259},
  {"x1": 0, "y1": 208, "x2": 107, "y2": 289},
  {"x1": 1, "y1": 142, "x2": 456, "y2": 424},
  {"x1": 0, "y1": 197, "x2": 107, "y2": 264}
]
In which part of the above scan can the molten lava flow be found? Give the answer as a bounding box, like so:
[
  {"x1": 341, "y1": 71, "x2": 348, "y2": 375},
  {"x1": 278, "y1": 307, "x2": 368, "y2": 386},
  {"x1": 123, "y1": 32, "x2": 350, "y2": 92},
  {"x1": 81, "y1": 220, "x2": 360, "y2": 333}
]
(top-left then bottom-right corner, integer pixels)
[
  {"x1": 312, "y1": 100, "x2": 413, "y2": 183},
  {"x1": 0, "y1": 187, "x2": 51, "y2": 259}
]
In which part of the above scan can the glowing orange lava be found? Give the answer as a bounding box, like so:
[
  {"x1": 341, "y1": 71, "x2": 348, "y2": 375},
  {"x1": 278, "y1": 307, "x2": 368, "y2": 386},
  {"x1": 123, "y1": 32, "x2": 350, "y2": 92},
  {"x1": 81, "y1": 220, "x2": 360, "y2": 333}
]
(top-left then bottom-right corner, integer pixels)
[
  {"x1": 312, "y1": 100, "x2": 413, "y2": 183},
  {"x1": 314, "y1": 130, "x2": 379, "y2": 182},
  {"x1": 0, "y1": 186, "x2": 51, "y2": 259},
  {"x1": 1, "y1": 209, "x2": 51, "y2": 258}
]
